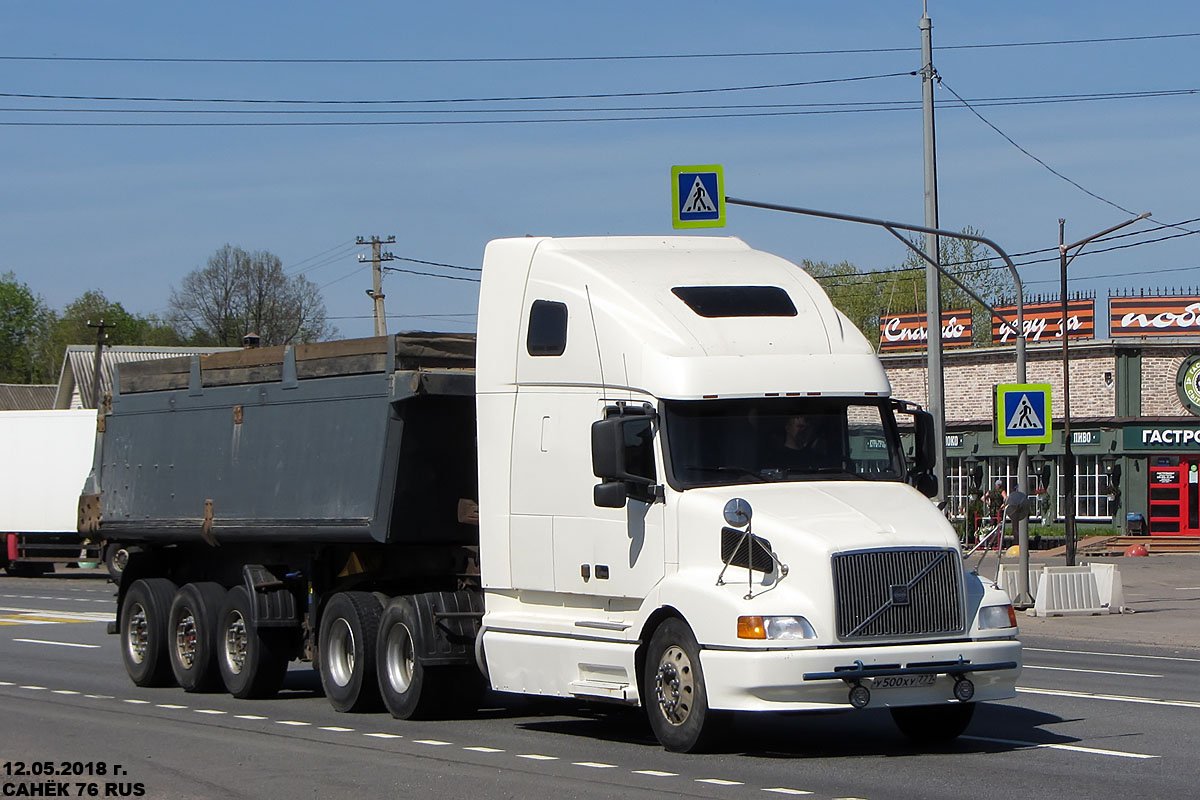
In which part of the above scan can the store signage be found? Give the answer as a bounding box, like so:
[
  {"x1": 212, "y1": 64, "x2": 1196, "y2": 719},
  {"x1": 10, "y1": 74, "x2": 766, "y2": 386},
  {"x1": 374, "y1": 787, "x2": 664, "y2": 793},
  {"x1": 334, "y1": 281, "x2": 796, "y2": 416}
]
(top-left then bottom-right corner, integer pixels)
[
  {"x1": 991, "y1": 299, "x2": 1095, "y2": 344},
  {"x1": 1072, "y1": 430, "x2": 1100, "y2": 446},
  {"x1": 1111, "y1": 295, "x2": 1200, "y2": 338},
  {"x1": 1176, "y1": 354, "x2": 1200, "y2": 416},
  {"x1": 878, "y1": 309, "x2": 973, "y2": 352},
  {"x1": 945, "y1": 434, "x2": 963, "y2": 448},
  {"x1": 1123, "y1": 426, "x2": 1200, "y2": 450}
]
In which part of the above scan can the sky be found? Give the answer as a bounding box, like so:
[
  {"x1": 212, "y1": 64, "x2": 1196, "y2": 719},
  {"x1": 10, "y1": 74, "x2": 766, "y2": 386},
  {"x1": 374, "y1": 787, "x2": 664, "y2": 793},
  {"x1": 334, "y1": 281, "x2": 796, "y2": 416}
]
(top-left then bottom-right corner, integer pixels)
[{"x1": 2, "y1": 1, "x2": 1198, "y2": 340}]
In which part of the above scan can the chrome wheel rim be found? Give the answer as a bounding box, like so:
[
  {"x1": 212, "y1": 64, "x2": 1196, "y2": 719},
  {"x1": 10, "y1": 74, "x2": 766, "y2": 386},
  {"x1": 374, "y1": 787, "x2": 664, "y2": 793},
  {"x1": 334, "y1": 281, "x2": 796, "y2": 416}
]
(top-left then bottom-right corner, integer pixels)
[
  {"x1": 384, "y1": 623, "x2": 416, "y2": 694},
  {"x1": 126, "y1": 603, "x2": 149, "y2": 664},
  {"x1": 326, "y1": 618, "x2": 356, "y2": 687},
  {"x1": 224, "y1": 610, "x2": 248, "y2": 674},
  {"x1": 654, "y1": 645, "x2": 694, "y2": 726},
  {"x1": 175, "y1": 609, "x2": 198, "y2": 668}
]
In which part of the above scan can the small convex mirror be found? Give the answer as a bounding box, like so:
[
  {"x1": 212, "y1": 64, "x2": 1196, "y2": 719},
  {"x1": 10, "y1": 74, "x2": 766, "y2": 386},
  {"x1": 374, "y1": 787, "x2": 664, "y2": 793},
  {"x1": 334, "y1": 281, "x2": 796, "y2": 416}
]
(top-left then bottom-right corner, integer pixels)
[
  {"x1": 1004, "y1": 489, "x2": 1030, "y2": 522},
  {"x1": 724, "y1": 497, "x2": 753, "y2": 528}
]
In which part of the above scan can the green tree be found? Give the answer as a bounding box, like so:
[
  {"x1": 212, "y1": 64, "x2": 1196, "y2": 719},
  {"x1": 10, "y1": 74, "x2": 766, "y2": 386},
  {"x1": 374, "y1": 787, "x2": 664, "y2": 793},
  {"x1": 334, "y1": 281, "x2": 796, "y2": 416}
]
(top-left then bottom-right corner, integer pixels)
[
  {"x1": 168, "y1": 245, "x2": 334, "y2": 346},
  {"x1": 42, "y1": 290, "x2": 183, "y2": 373},
  {"x1": 0, "y1": 272, "x2": 55, "y2": 383}
]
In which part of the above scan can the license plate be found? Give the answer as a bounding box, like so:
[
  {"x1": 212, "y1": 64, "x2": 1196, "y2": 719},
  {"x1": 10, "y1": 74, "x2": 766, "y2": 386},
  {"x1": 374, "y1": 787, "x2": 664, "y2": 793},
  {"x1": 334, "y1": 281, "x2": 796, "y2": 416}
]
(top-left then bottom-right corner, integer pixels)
[{"x1": 870, "y1": 674, "x2": 937, "y2": 689}]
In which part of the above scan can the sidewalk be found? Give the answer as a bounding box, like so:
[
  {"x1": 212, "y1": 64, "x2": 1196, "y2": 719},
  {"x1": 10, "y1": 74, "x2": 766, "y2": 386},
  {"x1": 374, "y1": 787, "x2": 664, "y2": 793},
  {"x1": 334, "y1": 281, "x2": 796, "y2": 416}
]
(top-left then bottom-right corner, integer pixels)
[{"x1": 994, "y1": 552, "x2": 1200, "y2": 650}]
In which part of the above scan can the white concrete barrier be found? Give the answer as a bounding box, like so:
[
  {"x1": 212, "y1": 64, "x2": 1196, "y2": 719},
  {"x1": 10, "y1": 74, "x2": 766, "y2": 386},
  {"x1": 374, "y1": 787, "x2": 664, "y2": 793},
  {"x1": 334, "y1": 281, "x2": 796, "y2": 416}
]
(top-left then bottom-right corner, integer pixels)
[{"x1": 1028, "y1": 564, "x2": 1125, "y2": 617}]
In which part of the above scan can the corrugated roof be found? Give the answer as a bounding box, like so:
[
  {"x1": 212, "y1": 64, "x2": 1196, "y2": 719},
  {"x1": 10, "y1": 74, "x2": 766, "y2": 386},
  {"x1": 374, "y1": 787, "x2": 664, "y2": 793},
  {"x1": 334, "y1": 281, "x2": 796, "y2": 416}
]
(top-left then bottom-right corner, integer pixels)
[
  {"x1": 56, "y1": 345, "x2": 240, "y2": 409},
  {"x1": 0, "y1": 383, "x2": 57, "y2": 410}
]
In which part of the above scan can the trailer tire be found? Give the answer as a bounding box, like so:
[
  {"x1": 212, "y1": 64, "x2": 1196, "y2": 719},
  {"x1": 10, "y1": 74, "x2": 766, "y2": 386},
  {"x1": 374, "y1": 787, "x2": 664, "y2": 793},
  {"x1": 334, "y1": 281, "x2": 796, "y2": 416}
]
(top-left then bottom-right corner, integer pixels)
[
  {"x1": 120, "y1": 578, "x2": 178, "y2": 687},
  {"x1": 643, "y1": 617, "x2": 715, "y2": 753},
  {"x1": 104, "y1": 544, "x2": 130, "y2": 583},
  {"x1": 318, "y1": 591, "x2": 383, "y2": 713},
  {"x1": 167, "y1": 583, "x2": 227, "y2": 692},
  {"x1": 377, "y1": 597, "x2": 444, "y2": 719},
  {"x1": 217, "y1": 585, "x2": 289, "y2": 699},
  {"x1": 890, "y1": 702, "x2": 975, "y2": 743}
]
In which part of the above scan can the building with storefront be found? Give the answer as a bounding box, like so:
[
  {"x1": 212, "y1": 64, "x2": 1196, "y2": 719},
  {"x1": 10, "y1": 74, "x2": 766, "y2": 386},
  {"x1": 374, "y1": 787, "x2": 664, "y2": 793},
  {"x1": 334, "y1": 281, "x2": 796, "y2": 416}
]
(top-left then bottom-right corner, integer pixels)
[{"x1": 881, "y1": 301, "x2": 1200, "y2": 536}]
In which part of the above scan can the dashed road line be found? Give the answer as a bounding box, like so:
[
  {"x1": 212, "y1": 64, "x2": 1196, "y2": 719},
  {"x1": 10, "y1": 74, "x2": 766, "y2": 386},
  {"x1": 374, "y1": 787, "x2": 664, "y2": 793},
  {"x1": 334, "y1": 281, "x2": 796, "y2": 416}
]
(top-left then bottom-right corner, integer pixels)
[
  {"x1": 414, "y1": 739, "x2": 452, "y2": 746},
  {"x1": 1023, "y1": 664, "x2": 1162, "y2": 678},
  {"x1": 698, "y1": 778, "x2": 744, "y2": 786},
  {"x1": 964, "y1": 735, "x2": 1158, "y2": 760},
  {"x1": 364, "y1": 732, "x2": 402, "y2": 739},
  {"x1": 1018, "y1": 686, "x2": 1200, "y2": 709},
  {"x1": 52, "y1": 689, "x2": 80, "y2": 695},
  {"x1": 1024, "y1": 646, "x2": 1200, "y2": 664},
  {"x1": 573, "y1": 762, "x2": 616, "y2": 769},
  {"x1": 319, "y1": 726, "x2": 354, "y2": 732},
  {"x1": 122, "y1": 699, "x2": 150, "y2": 705},
  {"x1": 194, "y1": 708, "x2": 226, "y2": 715},
  {"x1": 157, "y1": 704, "x2": 187, "y2": 709},
  {"x1": 633, "y1": 770, "x2": 677, "y2": 777},
  {"x1": 762, "y1": 790, "x2": 812, "y2": 796},
  {"x1": 277, "y1": 720, "x2": 310, "y2": 726},
  {"x1": 517, "y1": 754, "x2": 557, "y2": 761},
  {"x1": 235, "y1": 715, "x2": 267, "y2": 720},
  {"x1": 19, "y1": 685, "x2": 47, "y2": 690},
  {"x1": 463, "y1": 746, "x2": 504, "y2": 753},
  {"x1": 13, "y1": 638, "x2": 101, "y2": 649}
]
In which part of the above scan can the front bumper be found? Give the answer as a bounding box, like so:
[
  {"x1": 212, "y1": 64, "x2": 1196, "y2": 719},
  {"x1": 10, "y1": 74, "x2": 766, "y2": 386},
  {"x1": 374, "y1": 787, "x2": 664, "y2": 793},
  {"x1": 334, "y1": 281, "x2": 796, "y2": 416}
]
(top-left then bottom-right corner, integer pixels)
[{"x1": 700, "y1": 637, "x2": 1021, "y2": 712}]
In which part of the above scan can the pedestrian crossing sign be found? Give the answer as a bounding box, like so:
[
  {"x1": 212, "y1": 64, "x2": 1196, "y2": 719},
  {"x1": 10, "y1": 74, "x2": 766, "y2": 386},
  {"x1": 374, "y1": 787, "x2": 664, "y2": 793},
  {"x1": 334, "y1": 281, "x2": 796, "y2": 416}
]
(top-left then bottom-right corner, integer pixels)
[
  {"x1": 672, "y1": 165, "x2": 725, "y2": 229},
  {"x1": 996, "y1": 383, "x2": 1052, "y2": 445}
]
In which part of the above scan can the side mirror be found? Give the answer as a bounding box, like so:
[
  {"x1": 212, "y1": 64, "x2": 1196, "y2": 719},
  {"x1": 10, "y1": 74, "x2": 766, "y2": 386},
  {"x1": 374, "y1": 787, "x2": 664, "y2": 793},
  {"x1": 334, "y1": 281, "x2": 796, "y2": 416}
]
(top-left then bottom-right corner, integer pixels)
[
  {"x1": 915, "y1": 471, "x2": 939, "y2": 499},
  {"x1": 912, "y1": 409, "x2": 936, "y2": 474},
  {"x1": 593, "y1": 481, "x2": 628, "y2": 509}
]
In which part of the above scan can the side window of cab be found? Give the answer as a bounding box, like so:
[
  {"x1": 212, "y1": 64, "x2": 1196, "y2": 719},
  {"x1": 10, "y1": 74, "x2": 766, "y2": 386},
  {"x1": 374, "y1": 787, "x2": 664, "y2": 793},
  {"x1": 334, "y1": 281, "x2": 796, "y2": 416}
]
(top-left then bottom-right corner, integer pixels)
[{"x1": 527, "y1": 300, "x2": 568, "y2": 356}]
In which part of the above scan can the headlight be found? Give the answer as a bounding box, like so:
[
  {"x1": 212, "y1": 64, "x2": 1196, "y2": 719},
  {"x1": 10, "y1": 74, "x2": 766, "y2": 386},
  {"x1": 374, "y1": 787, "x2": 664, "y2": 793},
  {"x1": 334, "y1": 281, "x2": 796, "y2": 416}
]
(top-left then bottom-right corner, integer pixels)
[
  {"x1": 978, "y1": 604, "x2": 1018, "y2": 630},
  {"x1": 737, "y1": 615, "x2": 817, "y2": 640}
]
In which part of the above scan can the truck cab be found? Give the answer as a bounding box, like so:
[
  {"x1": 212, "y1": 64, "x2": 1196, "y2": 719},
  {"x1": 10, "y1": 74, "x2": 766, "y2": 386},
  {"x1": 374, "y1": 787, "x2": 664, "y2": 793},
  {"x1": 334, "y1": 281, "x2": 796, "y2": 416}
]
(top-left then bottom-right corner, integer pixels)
[{"x1": 475, "y1": 236, "x2": 1020, "y2": 751}]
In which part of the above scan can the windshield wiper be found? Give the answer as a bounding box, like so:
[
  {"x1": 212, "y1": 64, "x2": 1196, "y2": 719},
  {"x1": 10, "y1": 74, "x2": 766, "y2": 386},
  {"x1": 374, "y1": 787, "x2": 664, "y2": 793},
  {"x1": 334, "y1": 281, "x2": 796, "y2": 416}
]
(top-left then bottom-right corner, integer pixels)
[{"x1": 686, "y1": 466, "x2": 770, "y2": 483}]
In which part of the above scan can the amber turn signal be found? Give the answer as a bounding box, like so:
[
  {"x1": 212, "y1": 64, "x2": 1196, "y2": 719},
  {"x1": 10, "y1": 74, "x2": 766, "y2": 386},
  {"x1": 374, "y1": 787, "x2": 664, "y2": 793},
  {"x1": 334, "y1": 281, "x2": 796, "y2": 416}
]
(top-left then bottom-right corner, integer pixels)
[{"x1": 737, "y1": 616, "x2": 766, "y2": 639}]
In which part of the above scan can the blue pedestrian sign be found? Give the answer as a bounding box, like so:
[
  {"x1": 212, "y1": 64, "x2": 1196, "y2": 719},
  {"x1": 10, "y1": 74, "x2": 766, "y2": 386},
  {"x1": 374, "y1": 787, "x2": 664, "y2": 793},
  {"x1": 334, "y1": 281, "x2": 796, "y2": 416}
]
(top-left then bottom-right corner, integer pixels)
[
  {"x1": 996, "y1": 383, "x2": 1052, "y2": 445},
  {"x1": 672, "y1": 165, "x2": 725, "y2": 229}
]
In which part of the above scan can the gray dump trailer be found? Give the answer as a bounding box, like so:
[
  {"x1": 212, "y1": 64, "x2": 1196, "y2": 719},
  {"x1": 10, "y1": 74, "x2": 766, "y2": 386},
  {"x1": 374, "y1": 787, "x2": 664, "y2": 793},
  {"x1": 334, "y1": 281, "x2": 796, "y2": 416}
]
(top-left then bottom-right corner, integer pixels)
[{"x1": 83, "y1": 334, "x2": 487, "y2": 711}]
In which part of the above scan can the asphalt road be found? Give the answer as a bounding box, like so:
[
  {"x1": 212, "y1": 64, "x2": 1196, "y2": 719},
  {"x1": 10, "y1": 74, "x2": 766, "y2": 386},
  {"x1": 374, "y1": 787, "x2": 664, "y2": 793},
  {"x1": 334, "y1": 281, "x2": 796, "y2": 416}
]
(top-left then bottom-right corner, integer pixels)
[{"x1": 1, "y1": 569, "x2": 1198, "y2": 800}]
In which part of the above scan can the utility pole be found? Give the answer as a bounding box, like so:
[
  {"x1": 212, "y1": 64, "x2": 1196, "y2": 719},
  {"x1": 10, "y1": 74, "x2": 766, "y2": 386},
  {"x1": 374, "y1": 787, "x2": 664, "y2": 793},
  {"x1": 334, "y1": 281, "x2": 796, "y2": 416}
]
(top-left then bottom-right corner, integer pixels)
[
  {"x1": 920, "y1": 4, "x2": 947, "y2": 503},
  {"x1": 87, "y1": 319, "x2": 114, "y2": 410},
  {"x1": 358, "y1": 235, "x2": 395, "y2": 337}
]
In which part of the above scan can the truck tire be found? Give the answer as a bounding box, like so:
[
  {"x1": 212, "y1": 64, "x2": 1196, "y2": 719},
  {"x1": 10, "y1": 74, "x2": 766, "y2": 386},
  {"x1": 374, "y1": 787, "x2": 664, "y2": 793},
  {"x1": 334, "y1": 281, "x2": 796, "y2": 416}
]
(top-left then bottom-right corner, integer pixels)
[
  {"x1": 890, "y1": 703, "x2": 975, "y2": 743},
  {"x1": 167, "y1": 582, "x2": 227, "y2": 692},
  {"x1": 104, "y1": 544, "x2": 130, "y2": 583},
  {"x1": 377, "y1": 597, "x2": 437, "y2": 719},
  {"x1": 318, "y1": 591, "x2": 383, "y2": 713},
  {"x1": 120, "y1": 578, "x2": 178, "y2": 687},
  {"x1": 643, "y1": 617, "x2": 715, "y2": 753},
  {"x1": 217, "y1": 585, "x2": 289, "y2": 699}
]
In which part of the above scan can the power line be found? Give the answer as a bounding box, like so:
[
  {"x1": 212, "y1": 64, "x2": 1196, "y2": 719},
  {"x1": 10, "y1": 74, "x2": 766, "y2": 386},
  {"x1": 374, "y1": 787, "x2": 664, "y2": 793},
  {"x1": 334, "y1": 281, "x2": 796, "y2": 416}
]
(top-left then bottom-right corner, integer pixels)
[
  {"x1": 382, "y1": 266, "x2": 481, "y2": 283},
  {"x1": 393, "y1": 256, "x2": 480, "y2": 273},
  {"x1": 2, "y1": 32, "x2": 1195, "y2": 64},
  {"x1": 0, "y1": 71, "x2": 914, "y2": 106}
]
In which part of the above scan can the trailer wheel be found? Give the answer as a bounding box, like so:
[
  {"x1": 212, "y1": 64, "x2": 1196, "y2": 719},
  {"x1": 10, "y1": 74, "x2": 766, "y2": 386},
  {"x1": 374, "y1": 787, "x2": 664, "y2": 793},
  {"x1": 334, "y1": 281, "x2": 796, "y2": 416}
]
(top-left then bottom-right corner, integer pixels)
[
  {"x1": 890, "y1": 703, "x2": 975, "y2": 743},
  {"x1": 167, "y1": 583, "x2": 227, "y2": 692},
  {"x1": 318, "y1": 591, "x2": 383, "y2": 713},
  {"x1": 377, "y1": 597, "x2": 437, "y2": 719},
  {"x1": 643, "y1": 617, "x2": 714, "y2": 753},
  {"x1": 104, "y1": 544, "x2": 130, "y2": 582},
  {"x1": 217, "y1": 585, "x2": 289, "y2": 699},
  {"x1": 120, "y1": 578, "x2": 178, "y2": 687}
]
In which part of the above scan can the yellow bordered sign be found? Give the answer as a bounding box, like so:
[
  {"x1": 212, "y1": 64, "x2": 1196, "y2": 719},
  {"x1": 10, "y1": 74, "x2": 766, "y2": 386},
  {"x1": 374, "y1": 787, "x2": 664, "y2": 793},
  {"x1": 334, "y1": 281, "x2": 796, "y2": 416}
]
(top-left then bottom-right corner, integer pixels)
[
  {"x1": 996, "y1": 383, "x2": 1052, "y2": 445},
  {"x1": 672, "y1": 165, "x2": 725, "y2": 229}
]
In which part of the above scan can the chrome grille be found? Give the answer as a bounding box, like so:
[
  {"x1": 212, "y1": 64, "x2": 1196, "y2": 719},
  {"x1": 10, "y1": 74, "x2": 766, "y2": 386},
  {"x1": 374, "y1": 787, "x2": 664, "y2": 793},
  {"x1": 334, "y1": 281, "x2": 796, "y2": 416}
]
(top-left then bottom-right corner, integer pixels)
[{"x1": 832, "y1": 548, "x2": 965, "y2": 640}]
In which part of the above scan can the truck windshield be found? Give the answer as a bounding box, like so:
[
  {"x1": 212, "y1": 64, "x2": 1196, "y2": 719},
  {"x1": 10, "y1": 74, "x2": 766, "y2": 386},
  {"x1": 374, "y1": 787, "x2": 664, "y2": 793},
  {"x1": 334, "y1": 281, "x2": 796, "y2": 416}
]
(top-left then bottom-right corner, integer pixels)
[{"x1": 662, "y1": 398, "x2": 906, "y2": 489}]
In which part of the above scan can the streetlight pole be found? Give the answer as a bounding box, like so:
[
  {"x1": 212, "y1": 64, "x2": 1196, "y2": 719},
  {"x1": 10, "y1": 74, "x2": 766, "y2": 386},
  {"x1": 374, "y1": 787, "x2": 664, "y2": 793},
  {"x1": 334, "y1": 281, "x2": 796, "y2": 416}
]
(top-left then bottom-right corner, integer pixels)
[{"x1": 1059, "y1": 212, "x2": 1151, "y2": 566}]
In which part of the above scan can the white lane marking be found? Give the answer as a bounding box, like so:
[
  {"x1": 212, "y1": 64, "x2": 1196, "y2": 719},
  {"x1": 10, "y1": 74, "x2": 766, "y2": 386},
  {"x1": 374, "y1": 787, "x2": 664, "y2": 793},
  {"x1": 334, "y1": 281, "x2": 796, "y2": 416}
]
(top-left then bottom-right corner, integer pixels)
[
  {"x1": 414, "y1": 739, "x2": 452, "y2": 746},
  {"x1": 52, "y1": 690, "x2": 80, "y2": 695},
  {"x1": 319, "y1": 726, "x2": 354, "y2": 732},
  {"x1": 633, "y1": 770, "x2": 677, "y2": 777},
  {"x1": 0, "y1": 681, "x2": 13, "y2": 686},
  {"x1": 364, "y1": 733, "x2": 402, "y2": 739},
  {"x1": 235, "y1": 715, "x2": 267, "y2": 720},
  {"x1": 463, "y1": 746, "x2": 504, "y2": 753},
  {"x1": 1176, "y1": 587, "x2": 1200, "y2": 590},
  {"x1": 964, "y1": 735, "x2": 1158, "y2": 760},
  {"x1": 194, "y1": 709, "x2": 227, "y2": 715},
  {"x1": 517, "y1": 754, "x2": 557, "y2": 761},
  {"x1": 0, "y1": 606, "x2": 113, "y2": 621},
  {"x1": 19, "y1": 685, "x2": 47, "y2": 690},
  {"x1": 156, "y1": 704, "x2": 187, "y2": 709},
  {"x1": 763, "y1": 790, "x2": 813, "y2": 796},
  {"x1": 1018, "y1": 686, "x2": 1200, "y2": 709},
  {"x1": 1024, "y1": 664, "x2": 1162, "y2": 678},
  {"x1": 123, "y1": 699, "x2": 150, "y2": 705},
  {"x1": 697, "y1": 778, "x2": 744, "y2": 786},
  {"x1": 573, "y1": 762, "x2": 616, "y2": 769},
  {"x1": 13, "y1": 638, "x2": 101, "y2": 649},
  {"x1": 277, "y1": 720, "x2": 310, "y2": 726},
  {"x1": 84, "y1": 694, "x2": 113, "y2": 699},
  {"x1": 1024, "y1": 646, "x2": 1200, "y2": 664}
]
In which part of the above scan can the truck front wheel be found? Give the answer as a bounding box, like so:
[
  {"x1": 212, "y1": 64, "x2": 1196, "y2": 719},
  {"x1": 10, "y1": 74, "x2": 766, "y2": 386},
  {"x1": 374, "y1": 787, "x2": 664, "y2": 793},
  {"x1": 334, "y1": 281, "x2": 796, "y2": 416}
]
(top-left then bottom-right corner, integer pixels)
[
  {"x1": 120, "y1": 578, "x2": 178, "y2": 687},
  {"x1": 643, "y1": 618, "x2": 714, "y2": 753},
  {"x1": 217, "y1": 585, "x2": 288, "y2": 699},
  {"x1": 890, "y1": 702, "x2": 975, "y2": 743},
  {"x1": 168, "y1": 583, "x2": 226, "y2": 692},
  {"x1": 318, "y1": 592, "x2": 383, "y2": 712}
]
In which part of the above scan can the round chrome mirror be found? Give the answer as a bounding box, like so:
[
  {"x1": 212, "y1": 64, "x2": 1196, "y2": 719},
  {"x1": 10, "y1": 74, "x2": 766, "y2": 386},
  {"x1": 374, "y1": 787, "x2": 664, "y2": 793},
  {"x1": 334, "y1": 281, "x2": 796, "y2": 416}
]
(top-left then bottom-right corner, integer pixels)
[
  {"x1": 1004, "y1": 489, "x2": 1030, "y2": 522},
  {"x1": 723, "y1": 498, "x2": 753, "y2": 528}
]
